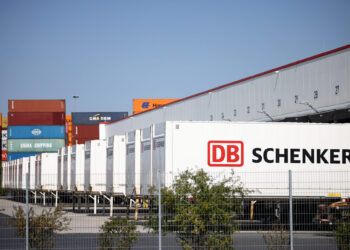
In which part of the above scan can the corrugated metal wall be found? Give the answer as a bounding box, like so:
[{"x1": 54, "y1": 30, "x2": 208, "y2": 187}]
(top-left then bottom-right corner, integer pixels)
[{"x1": 104, "y1": 47, "x2": 350, "y2": 138}]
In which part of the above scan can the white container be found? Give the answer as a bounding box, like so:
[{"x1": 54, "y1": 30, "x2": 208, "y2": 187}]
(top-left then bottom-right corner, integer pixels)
[
  {"x1": 71, "y1": 144, "x2": 85, "y2": 192},
  {"x1": 125, "y1": 130, "x2": 141, "y2": 195},
  {"x1": 57, "y1": 148, "x2": 64, "y2": 190},
  {"x1": 106, "y1": 135, "x2": 126, "y2": 194},
  {"x1": 2, "y1": 162, "x2": 8, "y2": 188},
  {"x1": 63, "y1": 146, "x2": 72, "y2": 191},
  {"x1": 35, "y1": 153, "x2": 58, "y2": 191},
  {"x1": 84, "y1": 140, "x2": 107, "y2": 193},
  {"x1": 18, "y1": 157, "x2": 29, "y2": 190},
  {"x1": 140, "y1": 127, "x2": 152, "y2": 195},
  {"x1": 143, "y1": 121, "x2": 350, "y2": 197},
  {"x1": 29, "y1": 156, "x2": 36, "y2": 190},
  {"x1": 14, "y1": 159, "x2": 19, "y2": 189}
]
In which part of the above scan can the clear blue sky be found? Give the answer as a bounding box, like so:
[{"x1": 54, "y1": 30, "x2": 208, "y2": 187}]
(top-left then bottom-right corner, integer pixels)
[{"x1": 1, "y1": 0, "x2": 349, "y2": 116}]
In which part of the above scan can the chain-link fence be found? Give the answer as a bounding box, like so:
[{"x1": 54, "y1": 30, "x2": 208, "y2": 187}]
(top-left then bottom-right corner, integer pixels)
[{"x1": 1, "y1": 170, "x2": 349, "y2": 249}]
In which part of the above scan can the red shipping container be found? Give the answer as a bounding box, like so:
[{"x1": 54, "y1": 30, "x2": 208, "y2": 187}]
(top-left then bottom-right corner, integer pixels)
[
  {"x1": 72, "y1": 125, "x2": 99, "y2": 138},
  {"x1": 8, "y1": 112, "x2": 66, "y2": 126},
  {"x1": 1, "y1": 151, "x2": 7, "y2": 161},
  {"x1": 8, "y1": 99, "x2": 65, "y2": 112}
]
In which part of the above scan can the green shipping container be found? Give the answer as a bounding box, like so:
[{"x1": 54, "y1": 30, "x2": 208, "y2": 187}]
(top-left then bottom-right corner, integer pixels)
[{"x1": 8, "y1": 139, "x2": 65, "y2": 153}]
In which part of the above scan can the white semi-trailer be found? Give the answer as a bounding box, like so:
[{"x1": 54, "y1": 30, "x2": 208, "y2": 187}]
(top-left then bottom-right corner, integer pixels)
[{"x1": 132, "y1": 121, "x2": 350, "y2": 198}]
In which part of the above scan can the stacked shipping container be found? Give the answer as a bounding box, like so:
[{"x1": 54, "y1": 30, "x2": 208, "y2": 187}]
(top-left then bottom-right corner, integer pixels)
[
  {"x1": 7, "y1": 100, "x2": 66, "y2": 160},
  {"x1": 71, "y1": 112, "x2": 127, "y2": 145},
  {"x1": 65, "y1": 115, "x2": 72, "y2": 146},
  {"x1": 1, "y1": 116, "x2": 8, "y2": 161}
]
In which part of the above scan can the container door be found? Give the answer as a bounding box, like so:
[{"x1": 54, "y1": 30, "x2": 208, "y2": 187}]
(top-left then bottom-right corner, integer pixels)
[
  {"x1": 106, "y1": 147, "x2": 113, "y2": 193},
  {"x1": 125, "y1": 143, "x2": 135, "y2": 195},
  {"x1": 84, "y1": 150, "x2": 91, "y2": 191},
  {"x1": 152, "y1": 136, "x2": 165, "y2": 188}
]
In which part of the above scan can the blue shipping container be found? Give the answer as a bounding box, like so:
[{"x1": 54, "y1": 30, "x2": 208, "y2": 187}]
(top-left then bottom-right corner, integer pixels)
[
  {"x1": 7, "y1": 153, "x2": 39, "y2": 161},
  {"x1": 72, "y1": 112, "x2": 128, "y2": 125},
  {"x1": 8, "y1": 125, "x2": 65, "y2": 139}
]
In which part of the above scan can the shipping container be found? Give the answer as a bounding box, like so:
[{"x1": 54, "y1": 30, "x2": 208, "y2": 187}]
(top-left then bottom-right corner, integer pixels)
[
  {"x1": 125, "y1": 130, "x2": 141, "y2": 195},
  {"x1": 7, "y1": 153, "x2": 39, "y2": 161},
  {"x1": 2, "y1": 130, "x2": 7, "y2": 150},
  {"x1": 72, "y1": 125, "x2": 99, "y2": 138},
  {"x1": 8, "y1": 139, "x2": 65, "y2": 153},
  {"x1": 72, "y1": 112, "x2": 128, "y2": 125},
  {"x1": 35, "y1": 153, "x2": 58, "y2": 191},
  {"x1": 133, "y1": 99, "x2": 179, "y2": 114},
  {"x1": 71, "y1": 144, "x2": 85, "y2": 191},
  {"x1": 8, "y1": 99, "x2": 65, "y2": 113},
  {"x1": 8, "y1": 125, "x2": 65, "y2": 139},
  {"x1": 29, "y1": 156, "x2": 36, "y2": 190},
  {"x1": 8, "y1": 112, "x2": 65, "y2": 126},
  {"x1": 137, "y1": 121, "x2": 350, "y2": 197},
  {"x1": 18, "y1": 157, "x2": 30, "y2": 190},
  {"x1": 2, "y1": 162, "x2": 8, "y2": 188},
  {"x1": 1, "y1": 150, "x2": 7, "y2": 161},
  {"x1": 84, "y1": 140, "x2": 107, "y2": 192},
  {"x1": 63, "y1": 146, "x2": 71, "y2": 191},
  {"x1": 1, "y1": 117, "x2": 8, "y2": 129},
  {"x1": 106, "y1": 135, "x2": 126, "y2": 194},
  {"x1": 140, "y1": 127, "x2": 151, "y2": 195}
]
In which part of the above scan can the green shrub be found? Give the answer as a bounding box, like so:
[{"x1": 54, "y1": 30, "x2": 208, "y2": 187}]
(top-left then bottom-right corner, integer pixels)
[
  {"x1": 10, "y1": 206, "x2": 71, "y2": 249},
  {"x1": 99, "y1": 217, "x2": 138, "y2": 250}
]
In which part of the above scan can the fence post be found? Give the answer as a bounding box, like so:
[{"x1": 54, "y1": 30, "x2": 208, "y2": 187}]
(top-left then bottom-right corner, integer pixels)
[
  {"x1": 158, "y1": 169, "x2": 162, "y2": 250},
  {"x1": 289, "y1": 170, "x2": 293, "y2": 250},
  {"x1": 26, "y1": 173, "x2": 29, "y2": 250}
]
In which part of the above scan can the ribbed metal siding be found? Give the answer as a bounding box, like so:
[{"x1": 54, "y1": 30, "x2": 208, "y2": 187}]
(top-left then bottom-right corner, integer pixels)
[{"x1": 104, "y1": 48, "x2": 350, "y2": 137}]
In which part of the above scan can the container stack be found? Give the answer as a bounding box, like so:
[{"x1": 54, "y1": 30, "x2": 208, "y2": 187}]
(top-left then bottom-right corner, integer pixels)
[
  {"x1": 1, "y1": 115, "x2": 8, "y2": 162},
  {"x1": 71, "y1": 112, "x2": 127, "y2": 145},
  {"x1": 7, "y1": 100, "x2": 66, "y2": 161},
  {"x1": 65, "y1": 115, "x2": 72, "y2": 146}
]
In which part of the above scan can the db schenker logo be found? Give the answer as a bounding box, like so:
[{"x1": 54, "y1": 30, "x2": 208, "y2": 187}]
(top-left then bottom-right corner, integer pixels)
[{"x1": 208, "y1": 141, "x2": 244, "y2": 167}]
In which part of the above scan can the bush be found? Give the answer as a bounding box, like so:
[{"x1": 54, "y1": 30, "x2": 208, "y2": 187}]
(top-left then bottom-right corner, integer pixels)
[
  {"x1": 10, "y1": 206, "x2": 71, "y2": 249},
  {"x1": 262, "y1": 223, "x2": 290, "y2": 250},
  {"x1": 149, "y1": 169, "x2": 246, "y2": 249},
  {"x1": 335, "y1": 212, "x2": 350, "y2": 250},
  {"x1": 99, "y1": 217, "x2": 138, "y2": 250}
]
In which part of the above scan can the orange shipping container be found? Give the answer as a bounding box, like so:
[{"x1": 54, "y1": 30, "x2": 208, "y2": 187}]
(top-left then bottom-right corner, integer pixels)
[
  {"x1": 8, "y1": 99, "x2": 65, "y2": 112},
  {"x1": 133, "y1": 99, "x2": 179, "y2": 114}
]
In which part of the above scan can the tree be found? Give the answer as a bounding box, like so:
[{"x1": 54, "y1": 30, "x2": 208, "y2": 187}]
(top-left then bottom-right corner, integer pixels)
[
  {"x1": 10, "y1": 206, "x2": 71, "y2": 249},
  {"x1": 99, "y1": 217, "x2": 138, "y2": 250},
  {"x1": 150, "y1": 169, "x2": 246, "y2": 249}
]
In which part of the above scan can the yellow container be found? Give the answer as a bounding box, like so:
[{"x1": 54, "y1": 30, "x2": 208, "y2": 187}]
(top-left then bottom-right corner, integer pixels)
[{"x1": 1, "y1": 117, "x2": 8, "y2": 129}]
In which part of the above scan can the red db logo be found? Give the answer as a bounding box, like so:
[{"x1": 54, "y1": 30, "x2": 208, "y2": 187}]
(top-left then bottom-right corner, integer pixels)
[{"x1": 208, "y1": 141, "x2": 244, "y2": 167}]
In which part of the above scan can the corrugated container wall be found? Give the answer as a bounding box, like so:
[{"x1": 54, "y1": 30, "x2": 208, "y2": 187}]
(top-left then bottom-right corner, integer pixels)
[
  {"x1": 1, "y1": 117, "x2": 8, "y2": 129},
  {"x1": 72, "y1": 112, "x2": 128, "y2": 125},
  {"x1": 7, "y1": 153, "x2": 39, "y2": 161},
  {"x1": 103, "y1": 45, "x2": 350, "y2": 138},
  {"x1": 8, "y1": 126, "x2": 65, "y2": 139},
  {"x1": 8, "y1": 100, "x2": 65, "y2": 113},
  {"x1": 8, "y1": 112, "x2": 65, "y2": 126},
  {"x1": 72, "y1": 125, "x2": 99, "y2": 138},
  {"x1": 8, "y1": 139, "x2": 65, "y2": 153}
]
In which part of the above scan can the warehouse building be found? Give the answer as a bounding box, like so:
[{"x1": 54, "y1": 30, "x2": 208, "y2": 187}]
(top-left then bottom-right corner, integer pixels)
[{"x1": 100, "y1": 44, "x2": 350, "y2": 138}]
